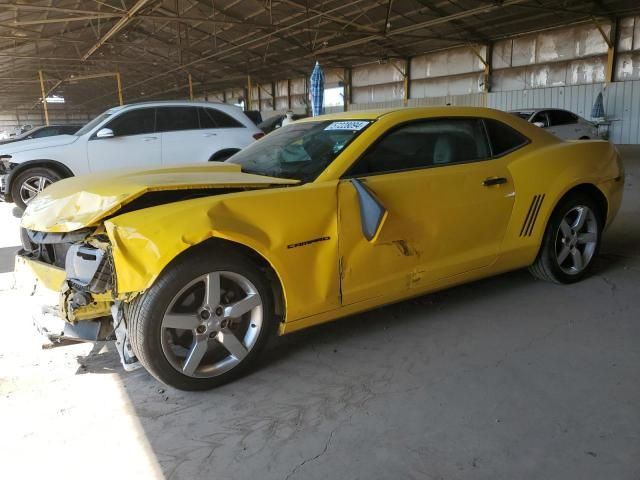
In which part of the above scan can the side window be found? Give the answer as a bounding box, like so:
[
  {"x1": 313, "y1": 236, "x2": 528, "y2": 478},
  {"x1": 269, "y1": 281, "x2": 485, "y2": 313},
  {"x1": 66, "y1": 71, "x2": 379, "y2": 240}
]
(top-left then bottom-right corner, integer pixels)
[
  {"x1": 531, "y1": 111, "x2": 549, "y2": 127},
  {"x1": 32, "y1": 128, "x2": 57, "y2": 138},
  {"x1": 199, "y1": 107, "x2": 244, "y2": 128},
  {"x1": 548, "y1": 110, "x2": 577, "y2": 126},
  {"x1": 349, "y1": 118, "x2": 490, "y2": 176},
  {"x1": 106, "y1": 108, "x2": 156, "y2": 137},
  {"x1": 156, "y1": 107, "x2": 199, "y2": 132},
  {"x1": 484, "y1": 119, "x2": 529, "y2": 156}
]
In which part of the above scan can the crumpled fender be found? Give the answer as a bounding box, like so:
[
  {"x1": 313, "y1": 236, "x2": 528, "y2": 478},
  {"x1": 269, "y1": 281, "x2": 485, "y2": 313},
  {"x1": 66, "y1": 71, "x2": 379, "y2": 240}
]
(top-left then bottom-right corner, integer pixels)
[{"x1": 104, "y1": 182, "x2": 341, "y2": 323}]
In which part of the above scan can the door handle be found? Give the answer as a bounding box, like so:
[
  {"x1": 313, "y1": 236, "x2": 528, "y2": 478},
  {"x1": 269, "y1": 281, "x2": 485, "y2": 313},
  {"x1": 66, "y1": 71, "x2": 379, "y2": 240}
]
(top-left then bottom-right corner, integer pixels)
[
  {"x1": 143, "y1": 136, "x2": 158, "y2": 141},
  {"x1": 482, "y1": 177, "x2": 507, "y2": 186},
  {"x1": 203, "y1": 133, "x2": 217, "y2": 137}
]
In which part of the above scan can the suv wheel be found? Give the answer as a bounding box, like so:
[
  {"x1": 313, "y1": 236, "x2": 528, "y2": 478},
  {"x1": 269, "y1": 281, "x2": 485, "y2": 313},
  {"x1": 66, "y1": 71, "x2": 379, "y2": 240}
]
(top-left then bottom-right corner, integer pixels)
[{"x1": 11, "y1": 167, "x2": 60, "y2": 210}]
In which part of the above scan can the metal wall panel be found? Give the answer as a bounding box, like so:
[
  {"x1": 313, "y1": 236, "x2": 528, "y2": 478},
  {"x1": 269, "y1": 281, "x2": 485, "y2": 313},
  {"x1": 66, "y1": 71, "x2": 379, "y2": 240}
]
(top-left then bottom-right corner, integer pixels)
[{"x1": 487, "y1": 80, "x2": 640, "y2": 143}]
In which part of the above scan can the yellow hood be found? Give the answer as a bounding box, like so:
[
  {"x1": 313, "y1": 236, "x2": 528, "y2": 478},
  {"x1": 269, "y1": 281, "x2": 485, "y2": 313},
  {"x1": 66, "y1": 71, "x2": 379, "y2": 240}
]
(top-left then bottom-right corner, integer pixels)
[{"x1": 21, "y1": 163, "x2": 298, "y2": 233}]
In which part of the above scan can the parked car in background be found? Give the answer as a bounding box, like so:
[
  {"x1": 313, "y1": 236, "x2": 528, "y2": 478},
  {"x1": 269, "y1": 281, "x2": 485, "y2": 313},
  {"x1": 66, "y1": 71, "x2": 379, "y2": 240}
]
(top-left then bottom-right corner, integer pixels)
[
  {"x1": 243, "y1": 110, "x2": 263, "y2": 125},
  {"x1": 0, "y1": 100, "x2": 263, "y2": 209},
  {"x1": 510, "y1": 109, "x2": 599, "y2": 140},
  {"x1": 258, "y1": 113, "x2": 308, "y2": 134},
  {"x1": 0, "y1": 124, "x2": 82, "y2": 145}
]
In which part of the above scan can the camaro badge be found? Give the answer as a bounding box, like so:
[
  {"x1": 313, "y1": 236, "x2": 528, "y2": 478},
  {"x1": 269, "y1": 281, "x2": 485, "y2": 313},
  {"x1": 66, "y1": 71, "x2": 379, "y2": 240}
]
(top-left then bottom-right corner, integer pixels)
[{"x1": 287, "y1": 237, "x2": 331, "y2": 249}]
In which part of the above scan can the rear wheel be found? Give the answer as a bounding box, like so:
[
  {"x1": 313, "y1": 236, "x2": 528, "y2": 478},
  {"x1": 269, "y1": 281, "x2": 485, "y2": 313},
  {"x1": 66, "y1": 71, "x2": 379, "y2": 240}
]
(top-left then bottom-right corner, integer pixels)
[
  {"x1": 127, "y1": 248, "x2": 275, "y2": 390},
  {"x1": 529, "y1": 193, "x2": 602, "y2": 284},
  {"x1": 11, "y1": 166, "x2": 60, "y2": 210}
]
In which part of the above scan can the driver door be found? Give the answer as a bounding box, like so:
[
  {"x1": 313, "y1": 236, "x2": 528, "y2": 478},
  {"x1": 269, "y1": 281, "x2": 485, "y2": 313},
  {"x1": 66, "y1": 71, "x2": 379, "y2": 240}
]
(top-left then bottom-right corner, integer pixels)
[
  {"x1": 87, "y1": 107, "x2": 160, "y2": 172},
  {"x1": 338, "y1": 117, "x2": 516, "y2": 305}
]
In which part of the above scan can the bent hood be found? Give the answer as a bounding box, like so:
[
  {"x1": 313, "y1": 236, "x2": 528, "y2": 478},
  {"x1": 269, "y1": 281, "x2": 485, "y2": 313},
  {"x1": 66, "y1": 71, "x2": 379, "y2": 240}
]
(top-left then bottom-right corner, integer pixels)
[
  {"x1": 0, "y1": 134, "x2": 78, "y2": 156},
  {"x1": 22, "y1": 163, "x2": 299, "y2": 233}
]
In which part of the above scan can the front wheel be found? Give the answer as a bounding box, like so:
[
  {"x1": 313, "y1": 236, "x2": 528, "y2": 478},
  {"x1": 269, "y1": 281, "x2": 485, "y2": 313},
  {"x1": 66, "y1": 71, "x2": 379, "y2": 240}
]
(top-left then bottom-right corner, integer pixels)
[
  {"x1": 127, "y1": 248, "x2": 275, "y2": 390},
  {"x1": 11, "y1": 167, "x2": 60, "y2": 210},
  {"x1": 529, "y1": 193, "x2": 602, "y2": 284}
]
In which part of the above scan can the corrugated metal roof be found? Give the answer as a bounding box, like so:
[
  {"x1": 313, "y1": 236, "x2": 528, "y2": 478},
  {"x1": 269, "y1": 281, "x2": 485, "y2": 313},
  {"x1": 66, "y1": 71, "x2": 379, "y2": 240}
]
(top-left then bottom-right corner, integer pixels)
[{"x1": 0, "y1": 0, "x2": 637, "y2": 112}]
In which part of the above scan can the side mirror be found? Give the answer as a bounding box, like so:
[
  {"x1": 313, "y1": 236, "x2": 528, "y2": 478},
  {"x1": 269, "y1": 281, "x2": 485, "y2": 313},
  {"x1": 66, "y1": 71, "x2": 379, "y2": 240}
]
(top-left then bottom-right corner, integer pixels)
[
  {"x1": 350, "y1": 178, "x2": 387, "y2": 242},
  {"x1": 532, "y1": 121, "x2": 545, "y2": 128},
  {"x1": 96, "y1": 128, "x2": 114, "y2": 138}
]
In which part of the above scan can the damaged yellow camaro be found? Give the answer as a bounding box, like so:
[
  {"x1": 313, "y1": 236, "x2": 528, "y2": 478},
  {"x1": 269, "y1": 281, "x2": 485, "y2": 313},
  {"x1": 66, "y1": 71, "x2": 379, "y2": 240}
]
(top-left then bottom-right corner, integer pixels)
[{"x1": 19, "y1": 107, "x2": 624, "y2": 390}]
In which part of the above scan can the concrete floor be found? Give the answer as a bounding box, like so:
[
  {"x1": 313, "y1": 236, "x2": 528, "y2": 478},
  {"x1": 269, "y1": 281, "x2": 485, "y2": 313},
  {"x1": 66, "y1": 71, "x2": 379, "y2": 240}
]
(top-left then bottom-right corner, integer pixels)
[{"x1": 1, "y1": 148, "x2": 639, "y2": 480}]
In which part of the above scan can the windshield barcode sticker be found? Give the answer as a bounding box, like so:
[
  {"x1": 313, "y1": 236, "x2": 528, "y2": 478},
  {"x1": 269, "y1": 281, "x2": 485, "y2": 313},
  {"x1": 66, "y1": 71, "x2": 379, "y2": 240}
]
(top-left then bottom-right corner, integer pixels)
[{"x1": 324, "y1": 121, "x2": 370, "y2": 131}]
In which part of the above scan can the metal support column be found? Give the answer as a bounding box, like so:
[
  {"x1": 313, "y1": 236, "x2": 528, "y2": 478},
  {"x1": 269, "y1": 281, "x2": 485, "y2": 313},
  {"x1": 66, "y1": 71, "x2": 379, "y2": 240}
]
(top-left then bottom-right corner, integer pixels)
[
  {"x1": 287, "y1": 79, "x2": 291, "y2": 110},
  {"x1": 271, "y1": 82, "x2": 276, "y2": 110},
  {"x1": 593, "y1": 18, "x2": 618, "y2": 83},
  {"x1": 247, "y1": 75, "x2": 252, "y2": 110},
  {"x1": 403, "y1": 58, "x2": 410, "y2": 106},
  {"x1": 116, "y1": 72, "x2": 124, "y2": 105},
  {"x1": 38, "y1": 70, "x2": 49, "y2": 125},
  {"x1": 188, "y1": 73, "x2": 194, "y2": 100}
]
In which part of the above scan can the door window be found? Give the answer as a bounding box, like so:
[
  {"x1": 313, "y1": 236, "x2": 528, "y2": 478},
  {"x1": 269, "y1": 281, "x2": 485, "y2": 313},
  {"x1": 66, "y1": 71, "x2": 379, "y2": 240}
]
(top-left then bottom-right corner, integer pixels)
[
  {"x1": 199, "y1": 107, "x2": 244, "y2": 128},
  {"x1": 547, "y1": 110, "x2": 578, "y2": 126},
  {"x1": 156, "y1": 107, "x2": 199, "y2": 132},
  {"x1": 348, "y1": 118, "x2": 490, "y2": 176},
  {"x1": 531, "y1": 111, "x2": 549, "y2": 127},
  {"x1": 484, "y1": 119, "x2": 529, "y2": 156},
  {"x1": 105, "y1": 108, "x2": 156, "y2": 136}
]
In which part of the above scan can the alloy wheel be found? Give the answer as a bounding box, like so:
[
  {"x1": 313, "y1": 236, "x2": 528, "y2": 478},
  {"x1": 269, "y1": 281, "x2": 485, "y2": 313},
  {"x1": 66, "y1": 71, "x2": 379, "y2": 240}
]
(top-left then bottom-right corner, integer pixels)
[
  {"x1": 554, "y1": 205, "x2": 598, "y2": 275},
  {"x1": 19, "y1": 175, "x2": 52, "y2": 204},
  {"x1": 160, "y1": 271, "x2": 263, "y2": 378}
]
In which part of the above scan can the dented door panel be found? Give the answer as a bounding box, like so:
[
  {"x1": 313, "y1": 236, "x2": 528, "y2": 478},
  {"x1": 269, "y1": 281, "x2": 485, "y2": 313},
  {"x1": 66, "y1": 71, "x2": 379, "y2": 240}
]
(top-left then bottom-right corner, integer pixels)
[{"x1": 338, "y1": 160, "x2": 515, "y2": 305}]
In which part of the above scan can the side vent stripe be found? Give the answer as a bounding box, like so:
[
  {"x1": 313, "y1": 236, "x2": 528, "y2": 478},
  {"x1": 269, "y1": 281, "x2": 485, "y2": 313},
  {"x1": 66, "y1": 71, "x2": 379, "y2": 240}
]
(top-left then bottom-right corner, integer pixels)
[
  {"x1": 520, "y1": 194, "x2": 545, "y2": 237},
  {"x1": 526, "y1": 194, "x2": 545, "y2": 236},
  {"x1": 520, "y1": 195, "x2": 538, "y2": 237}
]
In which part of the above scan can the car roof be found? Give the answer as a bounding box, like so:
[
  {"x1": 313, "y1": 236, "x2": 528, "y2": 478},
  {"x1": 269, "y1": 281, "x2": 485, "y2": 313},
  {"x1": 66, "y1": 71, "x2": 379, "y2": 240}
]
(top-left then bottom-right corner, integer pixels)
[
  {"x1": 105, "y1": 100, "x2": 228, "y2": 114},
  {"x1": 296, "y1": 106, "x2": 527, "y2": 122}
]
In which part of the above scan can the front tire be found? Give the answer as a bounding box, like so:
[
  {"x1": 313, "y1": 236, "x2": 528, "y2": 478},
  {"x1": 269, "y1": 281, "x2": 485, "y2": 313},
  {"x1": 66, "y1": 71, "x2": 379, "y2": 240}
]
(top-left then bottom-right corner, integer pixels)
[
  {"x1": 529, "y1": 193, "x2": 602, "y2": 284},
  {"x1": 127, "y1": 248, "x2": 275, "y2": 390},
  {"x1": 10, "y1": 166, "x2": 60, "y2": 210}
]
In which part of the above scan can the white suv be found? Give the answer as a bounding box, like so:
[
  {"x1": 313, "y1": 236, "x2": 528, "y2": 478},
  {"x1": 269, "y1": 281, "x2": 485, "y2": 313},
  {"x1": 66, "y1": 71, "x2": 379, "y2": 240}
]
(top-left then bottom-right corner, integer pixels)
[{"x1": 0, "y1": 101, "x2": 263, "y2": 209}]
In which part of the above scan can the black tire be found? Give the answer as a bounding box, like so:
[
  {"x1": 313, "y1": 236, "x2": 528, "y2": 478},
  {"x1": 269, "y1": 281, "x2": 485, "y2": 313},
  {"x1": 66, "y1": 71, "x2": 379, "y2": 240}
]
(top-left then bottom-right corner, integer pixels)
[
  {"x1": 529, "y1": 192, "x2": 603, "y2": 284},
  {"x1": 10, "y1": 166, "x2": 61, "y2": 210},
  {"x1": 126, "y1": 247, "x2": 276, "y2": 391}
]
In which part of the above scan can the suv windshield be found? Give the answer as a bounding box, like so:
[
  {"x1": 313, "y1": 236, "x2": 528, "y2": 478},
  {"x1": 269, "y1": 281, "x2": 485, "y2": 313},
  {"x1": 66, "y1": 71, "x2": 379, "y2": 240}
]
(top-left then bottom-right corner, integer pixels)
[
  {"x1": 75, "y1": 112, "x2": 113, "y2": 136},
  {"x1": 228, "y1": 119, "x2": 371, "y2": 182}
]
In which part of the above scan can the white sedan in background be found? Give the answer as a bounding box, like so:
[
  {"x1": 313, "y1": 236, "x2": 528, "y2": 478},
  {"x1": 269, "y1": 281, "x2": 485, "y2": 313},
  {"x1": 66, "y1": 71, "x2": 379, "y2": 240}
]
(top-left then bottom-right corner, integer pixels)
[
  {"x1": 0, "y1": 100, "x2": 263, "y2": 209},
  {"x1": 510, "y1": 108, "x2": 599, "y2": 141}
]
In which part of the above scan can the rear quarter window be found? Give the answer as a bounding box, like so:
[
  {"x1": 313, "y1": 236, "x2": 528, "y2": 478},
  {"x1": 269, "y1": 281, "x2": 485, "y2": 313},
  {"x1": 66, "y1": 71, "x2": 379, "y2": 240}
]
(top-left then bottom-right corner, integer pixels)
[
  {"x1": 484, "y1": 119, "x2": 529, "y2": 156},
  {"x1": 200, "y1": 108, "x2": 244, "y2": 128}
]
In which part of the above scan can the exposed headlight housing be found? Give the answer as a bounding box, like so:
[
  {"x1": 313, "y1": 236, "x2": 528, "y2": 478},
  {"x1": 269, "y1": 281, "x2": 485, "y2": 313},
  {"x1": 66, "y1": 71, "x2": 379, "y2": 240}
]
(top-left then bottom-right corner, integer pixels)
[{"x1": 65, "y1": 243, "x2": 113, "y2": 293}]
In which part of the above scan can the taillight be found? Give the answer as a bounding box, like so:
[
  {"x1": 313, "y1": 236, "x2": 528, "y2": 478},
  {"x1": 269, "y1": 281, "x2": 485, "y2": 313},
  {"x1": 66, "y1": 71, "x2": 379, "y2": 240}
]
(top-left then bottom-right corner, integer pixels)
[{"x1": 253, "y1": 132, "x2": 265, "y2": 140}]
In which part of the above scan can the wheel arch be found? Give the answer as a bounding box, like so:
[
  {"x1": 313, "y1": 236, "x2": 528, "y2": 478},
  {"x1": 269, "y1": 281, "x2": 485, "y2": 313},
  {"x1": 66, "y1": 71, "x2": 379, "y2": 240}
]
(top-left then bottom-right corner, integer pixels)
[
  {"x1": 208, "y1": 149, "x2": 240, "y2": 162},
  {"x1": 149, "y1": 236, "x2": 286, "y2": 323},
  {"x1": 552, "y1": 183, "x2": 608, "y2": 225},
  {"x1": 5, "y1": 159, "x2": 74, "y2": 203}
]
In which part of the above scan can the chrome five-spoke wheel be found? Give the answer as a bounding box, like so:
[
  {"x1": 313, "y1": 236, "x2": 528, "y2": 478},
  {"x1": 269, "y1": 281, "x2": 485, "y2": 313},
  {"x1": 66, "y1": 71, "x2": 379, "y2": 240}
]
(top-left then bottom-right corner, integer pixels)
[
  {"x1": 554, "y1": 205, "x2": 598, "y2": 275},
  {"x1": 161, "y1": 271, "x2": 263, "y2": 378}
]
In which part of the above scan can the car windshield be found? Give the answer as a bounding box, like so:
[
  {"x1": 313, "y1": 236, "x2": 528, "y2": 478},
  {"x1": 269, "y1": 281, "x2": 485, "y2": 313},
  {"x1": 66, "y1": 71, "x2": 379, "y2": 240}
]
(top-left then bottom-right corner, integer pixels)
[
  {"x1": 74, "y1": 112, "x2": 113, "y2": 136},
  {"x1": 510, "y1": 112, "x2": 532, "y2": 121},
  {"x1": 228, "y1": 119, "x2": 372, "y2": 182}
]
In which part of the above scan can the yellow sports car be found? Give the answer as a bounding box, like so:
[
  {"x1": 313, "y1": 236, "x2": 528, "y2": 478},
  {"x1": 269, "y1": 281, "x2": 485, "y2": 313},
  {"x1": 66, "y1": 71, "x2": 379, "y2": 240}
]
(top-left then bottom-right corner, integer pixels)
[{"x1": 19, "y1": 107, "x2": 624, "y2": 390}]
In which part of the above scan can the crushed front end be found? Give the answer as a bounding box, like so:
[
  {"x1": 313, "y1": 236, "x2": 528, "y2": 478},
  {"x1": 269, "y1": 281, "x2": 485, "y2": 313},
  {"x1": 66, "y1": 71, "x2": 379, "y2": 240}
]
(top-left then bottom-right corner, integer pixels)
[{"x1": 18, "y1": 227, "x2": 140, "y2": 370}]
